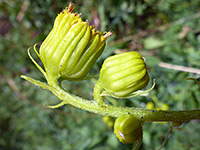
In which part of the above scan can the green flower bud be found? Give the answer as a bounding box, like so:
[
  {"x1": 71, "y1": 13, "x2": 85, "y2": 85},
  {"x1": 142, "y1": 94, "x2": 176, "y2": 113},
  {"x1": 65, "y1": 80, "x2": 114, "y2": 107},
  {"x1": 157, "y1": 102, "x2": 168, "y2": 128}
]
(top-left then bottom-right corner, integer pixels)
[
  {"x1": 114, "y1": 114, "x2": 143, "y2": 144},
  {"x1": 102, "y1": 116, "x2": 114, "y2": 128},
  {"x1": 99, "y1": 52, "x2": 150, "y2": 97},
  {"x1": 29, "y1": 3, "x2": 112, "y2": 86},
  {"x1": 146, "y1": 102, "x2": 155, "y2": 110},
  {"x1": 161, "y1": 103, "x2": 170, "y2": 111}
]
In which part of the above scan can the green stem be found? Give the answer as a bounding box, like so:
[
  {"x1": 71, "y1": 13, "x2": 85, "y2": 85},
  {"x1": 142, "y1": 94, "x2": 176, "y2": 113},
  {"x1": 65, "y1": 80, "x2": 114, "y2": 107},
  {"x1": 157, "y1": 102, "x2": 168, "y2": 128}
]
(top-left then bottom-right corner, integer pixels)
[
  {"x1": 158, "y1": 125, "x2": 174, "y2": 150},
  {"x1": 53, "y1": 82, "x2": 200, "y2": 122},
  {"x1": 93, "y1": 80, "x2": 104, "y2": 105},
  {"x1": 21, "y1": 76, "x2": 200, "y2": 122}
]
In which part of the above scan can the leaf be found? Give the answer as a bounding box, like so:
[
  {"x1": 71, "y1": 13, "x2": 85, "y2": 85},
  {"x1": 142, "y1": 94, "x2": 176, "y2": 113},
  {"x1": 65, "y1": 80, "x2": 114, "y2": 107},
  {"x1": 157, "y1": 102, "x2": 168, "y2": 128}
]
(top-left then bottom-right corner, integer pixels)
[{"x1": 143, "y1": 37, "x2": 165, "y2": 50}]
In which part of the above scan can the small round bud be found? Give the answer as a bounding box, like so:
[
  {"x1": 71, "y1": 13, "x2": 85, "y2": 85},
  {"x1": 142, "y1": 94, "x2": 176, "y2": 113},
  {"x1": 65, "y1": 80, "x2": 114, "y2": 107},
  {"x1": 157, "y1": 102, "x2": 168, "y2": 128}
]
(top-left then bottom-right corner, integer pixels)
[
  {"x1": 114, "y1": 114, "x2": 143, "y2": 144},
  {"x1": 100, "y1": 52, "x2": 149, "y2": 97},
  {"x1": 161, "y1": 103, "x2": 170, "y2": 111},
  {"x1": 146, "y1": 102, "x2": 155, "y2": 110},
  {"x1": 102, "y1": 116, "x2": 114, "y2": 128}
]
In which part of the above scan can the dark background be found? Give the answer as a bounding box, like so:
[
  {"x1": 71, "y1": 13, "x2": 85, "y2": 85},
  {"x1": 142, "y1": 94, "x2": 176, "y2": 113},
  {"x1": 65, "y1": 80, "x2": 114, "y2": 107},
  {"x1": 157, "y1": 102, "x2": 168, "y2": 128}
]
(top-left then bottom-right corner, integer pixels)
[{"x1": 1, "y1": 0, "x2": 200, "y2": 149}]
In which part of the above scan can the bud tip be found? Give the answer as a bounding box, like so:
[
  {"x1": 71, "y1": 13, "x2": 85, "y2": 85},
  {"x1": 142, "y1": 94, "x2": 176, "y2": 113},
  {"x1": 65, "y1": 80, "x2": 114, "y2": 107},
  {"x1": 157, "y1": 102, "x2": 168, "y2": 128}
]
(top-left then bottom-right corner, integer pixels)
[
  {"x1": 67, "y1": 2, "x2": 75, "y2": 13},
  {"x1": 104, "y1": 31, "x2": 113, "y2": 39}
]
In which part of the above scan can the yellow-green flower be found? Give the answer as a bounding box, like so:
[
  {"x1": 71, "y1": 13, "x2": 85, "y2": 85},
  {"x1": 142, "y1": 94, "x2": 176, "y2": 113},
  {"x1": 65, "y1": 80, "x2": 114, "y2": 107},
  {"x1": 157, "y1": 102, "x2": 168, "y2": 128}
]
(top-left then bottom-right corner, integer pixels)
[{"x1": 29, "y1": 3, "x2": 112, "y2": 86}]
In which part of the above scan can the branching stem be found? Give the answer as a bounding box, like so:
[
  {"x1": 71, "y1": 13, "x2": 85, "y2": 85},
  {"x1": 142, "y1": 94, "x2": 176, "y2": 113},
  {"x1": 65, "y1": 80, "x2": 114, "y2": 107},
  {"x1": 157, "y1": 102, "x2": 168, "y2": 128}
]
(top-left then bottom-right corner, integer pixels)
[{"x1": 21, "y1": 75, "x2": 200, "y2": 123}]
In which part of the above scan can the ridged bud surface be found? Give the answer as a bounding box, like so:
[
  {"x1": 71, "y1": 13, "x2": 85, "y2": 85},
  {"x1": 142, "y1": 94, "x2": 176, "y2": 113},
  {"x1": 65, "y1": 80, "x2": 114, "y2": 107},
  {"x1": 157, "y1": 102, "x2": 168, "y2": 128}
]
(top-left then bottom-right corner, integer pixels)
[
  {"x1": 100, "y1": 52, "x2": 149, "y2": 97},
  {"x1": 114, "y1": 114, "x2": 143, "y2": 144},
  {"x1": 38, "y1": 4, "x2": 111, "y2": 82}
]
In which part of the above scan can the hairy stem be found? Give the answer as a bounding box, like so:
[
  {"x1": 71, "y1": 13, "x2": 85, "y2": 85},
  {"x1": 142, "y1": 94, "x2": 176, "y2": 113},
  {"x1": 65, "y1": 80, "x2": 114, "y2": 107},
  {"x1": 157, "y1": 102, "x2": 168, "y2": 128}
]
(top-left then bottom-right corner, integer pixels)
[
  {"x1": 93, "y1": 80, "x2": 104, "y2": 105},
  {"x1": 21, "y1": 76, "x2": 200, "y2": 122},
  {"x1": 52, "y1": 80, "x2": 200, "y2": 122}
]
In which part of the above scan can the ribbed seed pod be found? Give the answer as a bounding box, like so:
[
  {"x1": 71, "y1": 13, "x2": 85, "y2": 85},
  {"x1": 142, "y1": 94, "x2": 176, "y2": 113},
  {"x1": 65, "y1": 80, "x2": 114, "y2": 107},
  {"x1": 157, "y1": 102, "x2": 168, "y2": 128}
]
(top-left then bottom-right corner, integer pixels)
[
  {"x1": 99, "y1": 51, "x2": 149, "y2": 97},
  {"x1": 37, "y1": 3, "x2": 112, "y2": 83},
  {"x1": 114, "y1": 114, "x2": 143, "y2": 144}
]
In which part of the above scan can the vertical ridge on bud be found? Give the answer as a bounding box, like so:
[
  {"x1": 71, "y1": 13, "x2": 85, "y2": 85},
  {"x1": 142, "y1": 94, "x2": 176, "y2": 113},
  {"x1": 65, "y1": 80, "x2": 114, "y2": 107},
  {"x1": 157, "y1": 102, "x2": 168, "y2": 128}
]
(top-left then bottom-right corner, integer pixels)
[
  {"x1": 114, "y1": 114, "x2": 143, "y2": 144},
  {"x1": 34, "y1": 3, "x2": 112, "y2": 85},
  {"x1": 42, "y1": 14, "x2": 82, "y2": 62},
  {"x1": 59, "y1": 22, "x2": 89, "y2": 75},
  {"x1": 66, "y1": 23, "x2": 91, "y2": 72},
  {"x1": 57, "y1": 22, "x2": 87, "y2": 66},
  {"x1": 64, "y1": 30, "x2": 106, "y2": 79},
  {"x1": 99, "y1": 51, "x2": 149, "y2": 97}
]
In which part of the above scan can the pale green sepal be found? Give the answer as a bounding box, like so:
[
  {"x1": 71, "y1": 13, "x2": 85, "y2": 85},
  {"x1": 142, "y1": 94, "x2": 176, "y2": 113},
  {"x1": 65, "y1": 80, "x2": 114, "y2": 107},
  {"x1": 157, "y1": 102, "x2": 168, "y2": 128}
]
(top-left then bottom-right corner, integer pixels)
[
  {"x1": 100, "y1": 79, "x2": 156, "y2": 99},
  {"x1": 45, "y1": 101, "x2": 67, "y2": 109},
  {"x1": 33, "y1": 43, "x2": 41, "y2": 59},
  {"x1": 27, "y1": 46, "x2": 47, "y2": 78},
  {"x1": 133, "y1": 137, "x2": 143, "y2": 150},
  {"x1": 20, "y1": 75, "x2": 54, "y2": 91}
]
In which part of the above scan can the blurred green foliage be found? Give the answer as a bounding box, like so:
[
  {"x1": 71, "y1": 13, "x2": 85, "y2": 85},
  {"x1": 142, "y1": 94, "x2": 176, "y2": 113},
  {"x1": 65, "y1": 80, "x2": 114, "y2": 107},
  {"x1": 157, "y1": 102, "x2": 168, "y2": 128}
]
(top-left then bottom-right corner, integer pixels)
[{"x1": 1, "y1": 0, "x2": 200, "y2": 150}]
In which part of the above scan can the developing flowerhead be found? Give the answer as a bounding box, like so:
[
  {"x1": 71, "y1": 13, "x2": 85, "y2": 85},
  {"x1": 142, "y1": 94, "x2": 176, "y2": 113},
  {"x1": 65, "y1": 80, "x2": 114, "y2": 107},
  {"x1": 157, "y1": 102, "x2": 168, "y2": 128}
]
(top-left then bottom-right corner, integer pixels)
[
  {"x1": 146, "y1": 102, "x2": 155, "y2": 110},
  {"x1": 114, "y1": 114, "x2": 143, "y2": 144},
  {"x1": 102, "y1": 116, "x2": 114, "y2": 128},
  {"x1": 99, "y1": 51, "x2": 149, "y2": 97},
  {"x1": 35, "y1": 3, "x2": 112, "y2": 84}
]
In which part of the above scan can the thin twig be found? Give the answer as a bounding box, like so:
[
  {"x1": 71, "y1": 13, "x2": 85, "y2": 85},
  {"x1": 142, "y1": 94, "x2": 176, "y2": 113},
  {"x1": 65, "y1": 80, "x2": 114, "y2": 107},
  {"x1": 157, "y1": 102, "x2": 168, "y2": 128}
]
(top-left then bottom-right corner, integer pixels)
[
  {"x1": 186, "y1": 78, "x2": 200, "y2": 86},
  {"x1": 159, "y1": 62, "x2": 200, "y2": 74},
  {"x1": 16, "y1": 0, "x2": 30, "y2": 22},
  {"x1": 158, "y1": 126, "x2": 174, "y2": 150}
]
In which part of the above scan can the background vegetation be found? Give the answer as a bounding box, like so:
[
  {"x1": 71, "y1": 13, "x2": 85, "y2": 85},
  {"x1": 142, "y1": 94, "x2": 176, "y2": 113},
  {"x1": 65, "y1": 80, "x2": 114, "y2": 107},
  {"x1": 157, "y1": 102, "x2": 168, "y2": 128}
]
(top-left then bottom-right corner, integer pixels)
[{"x1": 1, "y1": 0, "x2": 200, "y2": 149}]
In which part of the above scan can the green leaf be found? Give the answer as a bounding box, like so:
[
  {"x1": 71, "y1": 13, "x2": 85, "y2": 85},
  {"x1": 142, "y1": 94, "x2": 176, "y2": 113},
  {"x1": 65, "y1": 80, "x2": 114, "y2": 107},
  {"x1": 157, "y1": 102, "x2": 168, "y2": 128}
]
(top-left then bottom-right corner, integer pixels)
[{"x1": 143, "y1": 37, "x2": 165, "y2": 50}]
